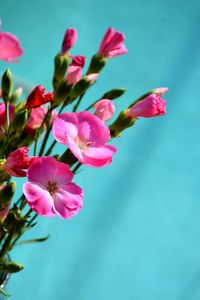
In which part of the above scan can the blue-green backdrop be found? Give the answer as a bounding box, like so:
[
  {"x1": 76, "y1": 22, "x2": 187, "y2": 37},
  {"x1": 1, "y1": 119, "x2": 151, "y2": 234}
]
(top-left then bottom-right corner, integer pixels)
[{"x1": 1, "y1": 0, "x2": 200, "y2": 299}]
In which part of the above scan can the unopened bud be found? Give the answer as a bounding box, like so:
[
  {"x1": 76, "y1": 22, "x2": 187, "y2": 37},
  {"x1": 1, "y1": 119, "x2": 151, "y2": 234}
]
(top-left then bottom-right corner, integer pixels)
[
  {"x1": 10, "y1": 87, "x2": 23, "y2": 104},
  {"x1": 68, "y1": 78, "x2": 90, "y2": 102},
  {"x1": 3, "y1": 261, "x2": 24, "y2": 273},
  {"x1": 102, "y1": 88, "x2": 127, "y2": 100},
  {"x1": 53, "y1": 53, "x2": 70, "y2": 90},
  {"x1": 1, "y1": 69, "x2": 13, "y2": 102}
]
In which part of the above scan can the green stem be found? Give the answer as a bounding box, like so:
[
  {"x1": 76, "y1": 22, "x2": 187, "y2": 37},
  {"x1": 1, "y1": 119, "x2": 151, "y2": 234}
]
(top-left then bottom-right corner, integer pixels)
[
  {"x1": 45, "y1": 140, "x2": 56, "y2": 156},
  {"x1": 0, "y1": 226, "x2": 15, "y2": 261},
  {"x1": 72, "y1": 162, "x2": 82, "y2": 174},
  {"x1": 73, "y1": 94, "x2": 84, "y2": 112},
  {"x1": 5, "y1": 101, "x2": 10, "y2": 132},
  {"x1": 38, "y1": 127, "x2": 51, "y2": 156}
]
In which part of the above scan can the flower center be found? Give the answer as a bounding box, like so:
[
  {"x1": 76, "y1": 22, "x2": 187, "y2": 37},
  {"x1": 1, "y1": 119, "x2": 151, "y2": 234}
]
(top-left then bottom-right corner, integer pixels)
[
  {"x1": 47, "y1": 181, "x2": 57, "y2": 195},
  {"x1": 76, "y1": 136, "x2": 91, "y2": 151}
]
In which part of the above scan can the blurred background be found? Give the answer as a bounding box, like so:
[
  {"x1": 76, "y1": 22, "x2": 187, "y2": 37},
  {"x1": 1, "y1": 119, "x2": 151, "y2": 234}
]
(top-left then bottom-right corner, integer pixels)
[{"x1": 1, "y1": 0, "x2": 200, "y2": 299}]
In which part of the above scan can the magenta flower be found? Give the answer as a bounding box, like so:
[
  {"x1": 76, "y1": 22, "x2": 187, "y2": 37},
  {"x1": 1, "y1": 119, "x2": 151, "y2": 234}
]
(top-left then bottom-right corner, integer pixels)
[
  {"x1": 99, "y1": 27, "x2": 128, "y2": 58},
  {"x1": 94, "y1": 99, "x2": 115, "y2": 121},
  {"x1": 66, "y1": 65, "x2": 82, "y2": 85},
  {"x1": 25, "y1": 106, "x2": 57, "y2": 136},
  {"x1": 52, "y1": 111, "x2": 117, "y2": 167},
  {"x1": 61, "y1": 28, "x2": 77, "y2": 53},
  {"x1": 0, "y1": 21, "x2": 23, "y2": 62},
  {"x1": 23, "y1": 157, "x2": 83, "y2": 219},
  {"x1": 3, "y1": 147, "x2": 35, "y2": 177},
  {"x1": 127, "y1": 94, "x2": 166, "y2": 119}
]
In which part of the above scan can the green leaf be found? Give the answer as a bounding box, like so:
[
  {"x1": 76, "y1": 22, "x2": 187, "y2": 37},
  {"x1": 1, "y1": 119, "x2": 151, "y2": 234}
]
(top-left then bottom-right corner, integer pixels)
[
  {"x1": 3, "y1": 261, "x2": 24, "y2": 273},
  {"x1": 15, "y1": 235, "x2": 50, "y2": 246}
]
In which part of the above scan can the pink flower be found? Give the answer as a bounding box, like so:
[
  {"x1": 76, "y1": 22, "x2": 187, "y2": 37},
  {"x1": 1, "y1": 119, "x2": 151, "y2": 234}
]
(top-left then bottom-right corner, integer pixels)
[
  {"x1": 66, "y1": 66, "x2": 82, "y2": 85},
  {"x1": 3, "y1": 147, "x2": 35, "y2": 177},
  {"x1": 94, "y1": 99, "x2": 115, "y2": 121},
  {"x1": 26, "y1": 85, "x2": 53, "y2": 109},
  {"x1": 0, "y1": 27, "x2": 23, "y2": 62},
  {"x1": 127, "y1": 94, "x2": 166, "y2": 119},
  {"x1": 70, "y1": 56, "x2": 85, "y2": 67},
  {"x1": 61, "y1": 28, "x2": 77, "y2": 53},
  {"x1": 0, "y1": 102, "x2": 14, "y2": 134},
  {"x1": 99, "y1": 27, "x2": 128, "y2": 58},
  {"x1": 25, "y1": 106, "x2": 57, "y2": 136},
  {"x1": 52, "y1": 111, "x2": 117, "y2": 167},
  {"x1": 23, "y1": 157, "x2": 83, "y2": 219}
]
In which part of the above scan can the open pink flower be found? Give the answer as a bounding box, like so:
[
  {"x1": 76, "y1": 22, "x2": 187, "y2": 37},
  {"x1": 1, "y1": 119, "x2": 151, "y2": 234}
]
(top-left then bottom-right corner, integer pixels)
[
  {"x1": 99, "y1": 27, "x2": 128, "y2": 58},
  {"x1": 23, "y1": 157, "x2": 83, "y2": 219},
  {"x1": 66, "y1": 66, "x2": 82, "y2": 85},
  {"x1": 61, "y1": 28, "x2": 77, "y2": 53},
  {"x1": 0, "y1": 25, "x2": 23, "y2": 62},
  {"x1": 25, "y1": 106, "x2": 57, "y2": 136},
  {"x1": 0, "y1": 102, "x2": 14, "y2": 135},
  {"x1": 127, "y1": 94, "x2": 166, "y2": 119},
  {"x1": 3, "y1": 147, "x2": 35, "y2": 177},
  {"x1": 52, "y1": 111, "x2": 117, "y2": 167},
  {"x1": 94, "y1": 99, "x2": 115, "y2": 121},
  {"x1": 26, "y1": 85, "x2": 53, "y2": 109}
]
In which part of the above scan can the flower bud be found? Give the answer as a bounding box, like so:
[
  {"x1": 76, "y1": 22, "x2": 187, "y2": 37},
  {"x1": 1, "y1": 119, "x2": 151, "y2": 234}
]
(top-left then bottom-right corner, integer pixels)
[
  {"x1": 127, "y1": 94, "x2": 166, "y2": 118},
  {"x1": 10, "y1": 87, "x2": 23, "y2": 104},
  {"x1": 2, "y1": 261, "x2": 24, "y2": 273},
  {"x1": 66, "y1": 66, "x2": 82, "y2": 85},
  {"x1": 53, "y1": 53, "x2": 70, "y2": 90},
  {"x1": 102, "y1": 88, "x2": 127, "y2": 100},
  {"x1": 61, "y1": 28, "x2": 77, "y2": 54},
  {"x1": 1, "y1": 69, "x2": 13, "y2": 102},
  {"x1": 68, "y1": 78, "x2": 91, "y2": 102},
  {"x1": 94, "y1": 99, "x2": 115, "y2": 121},
  {"x1": 84, "y1": 73, "x2": 99, "y2": 84}
]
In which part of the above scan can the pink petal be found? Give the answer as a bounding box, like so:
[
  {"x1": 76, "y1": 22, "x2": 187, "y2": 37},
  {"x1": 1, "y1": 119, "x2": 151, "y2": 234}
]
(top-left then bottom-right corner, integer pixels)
[
  {"x1": 52, "y1": 113, "x2": 78, "y2": 144},
  {"x1": 0, "y1": 32, "x2": 23, "y2": 62},
  {"x1": 77, "y1": 111, "x2": 111, "y2": 146},
  {"x1": 23, "y1": 182, "x2": 55, "y2": 217},
  {"x1": 99, "y1": 27, "x2": 115, "y2": 54},
  {"x1": 27, "y1": 157, "x2": 58, "y2": 185},
  {"x1": 107, "y1": 44, "x2": 128, "y2": 58},
  {"x1": 52, "y1": 183, "x2": 83, "y2": 219},
  {"x1": 82, "y1": 145, "x2": 117, "y2": 167}
]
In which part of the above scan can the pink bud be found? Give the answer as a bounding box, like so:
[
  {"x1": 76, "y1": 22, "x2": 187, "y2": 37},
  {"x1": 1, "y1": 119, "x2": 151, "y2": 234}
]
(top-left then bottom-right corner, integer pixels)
[
  {"x1": 99, "y1": 27, "x2": 128, "y2": 58},
  {"x1": 127, "y1": 94, "x2": 166, "y2": 119},
  {"x1": 70, "y1": 56, "x2": 86, "y2": 67},
  {"x1": 3, "y1": 147, "x2": 35, "y2": 177},
  {"x1": 66, "y1": 65, "x2": 82, "y2": 85},
  {"x1": 153, "y1": 87, "x2": 169, "y2": 96},
  {"x1": 61, "y1": 28, "x2": 77, "y2": 53},
  {"x1": 85, "y1": 73, "x2": 99, "y2": 84},
  {"x1": 0, "y1": 22, "x2": 23, "y2": 62},
  {"x1": 94, "y1": 99, "x2": 115, "y2": 121}
]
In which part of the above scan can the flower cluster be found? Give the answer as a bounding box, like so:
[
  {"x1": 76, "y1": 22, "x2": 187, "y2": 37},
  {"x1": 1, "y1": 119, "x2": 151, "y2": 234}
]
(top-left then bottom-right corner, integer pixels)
[{"x1": 0, "y1": 20, "x2": 168, "y2": 289}]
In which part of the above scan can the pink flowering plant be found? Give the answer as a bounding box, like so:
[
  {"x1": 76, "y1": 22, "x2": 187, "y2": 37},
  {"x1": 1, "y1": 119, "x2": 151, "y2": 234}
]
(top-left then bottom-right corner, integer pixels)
[{"x1": 0, "y1": 21, "x2": 168, "y2": 295}]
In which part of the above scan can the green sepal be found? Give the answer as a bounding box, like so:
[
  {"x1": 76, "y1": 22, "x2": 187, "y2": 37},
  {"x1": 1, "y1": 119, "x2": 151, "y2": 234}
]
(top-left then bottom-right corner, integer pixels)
[
  {"x1": 53, "y1": 53, "x2": 70, "y2": 90},
  {"x1": 87, "y1": 53, "x2": 107, "y2": 74},
  {"x1": 109, "y1": 110, "x2": 136, "y2": 137},
  {"x1": 53, "y1": 81, "x2": 73, "y2": 106}
]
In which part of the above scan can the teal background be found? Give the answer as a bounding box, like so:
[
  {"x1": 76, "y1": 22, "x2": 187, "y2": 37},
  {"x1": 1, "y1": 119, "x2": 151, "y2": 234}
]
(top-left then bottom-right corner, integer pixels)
[{"x1": 1, "y1": 0, "x2": 200, "y2": 299}]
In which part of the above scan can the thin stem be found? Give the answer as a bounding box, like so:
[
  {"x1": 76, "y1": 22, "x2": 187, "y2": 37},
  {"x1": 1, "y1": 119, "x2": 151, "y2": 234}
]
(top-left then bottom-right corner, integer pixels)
[
  {"x1": 72, "y1": 162, "x2": 82, "y2": 174},
  {"x1": 38, "y1": 128, "x2": 51, "y2": 156},
  {"x1": 45, "y1": 140, "x2": 56, "y2": 156},
  {"x1": 73, "y1": 94, "x2": 84, "y2": 112},
  {"x1": 5, "y1": 101, "x2": 10, "y2": 131},
  {"x1": 0, "y1": 226, "x2": 15, "y2": 261}
]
